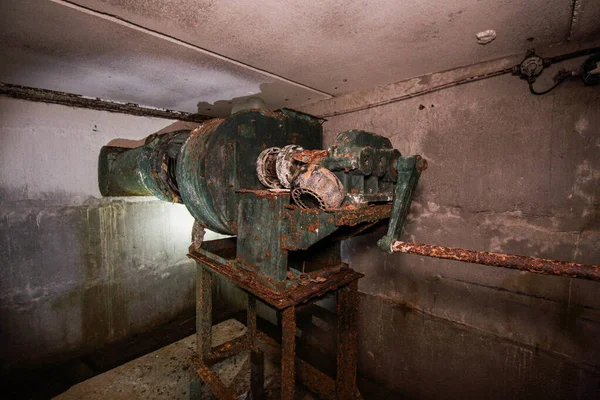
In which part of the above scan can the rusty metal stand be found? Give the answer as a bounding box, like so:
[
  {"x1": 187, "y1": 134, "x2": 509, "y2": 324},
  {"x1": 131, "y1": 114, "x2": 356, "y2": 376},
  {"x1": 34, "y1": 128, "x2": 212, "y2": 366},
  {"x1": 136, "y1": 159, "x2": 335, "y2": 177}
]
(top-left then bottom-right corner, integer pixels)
[
  {"x1": 191, "y1": 252, "x2": 362, "y2": 400},
  {"x1": 336, "y1": 281, "x2": 359, "y2": 399}
]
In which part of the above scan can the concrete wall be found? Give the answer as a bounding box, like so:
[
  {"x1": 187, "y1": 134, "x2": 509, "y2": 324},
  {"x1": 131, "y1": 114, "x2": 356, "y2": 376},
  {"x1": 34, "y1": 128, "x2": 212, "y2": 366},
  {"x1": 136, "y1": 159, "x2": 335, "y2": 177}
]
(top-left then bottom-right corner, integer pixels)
[
  {"x1": 301, "y1": 57, "x2": 600, "y2": 398},
  {"x1": 0, "y1": 98, "x2": 200, "y2": 372}
]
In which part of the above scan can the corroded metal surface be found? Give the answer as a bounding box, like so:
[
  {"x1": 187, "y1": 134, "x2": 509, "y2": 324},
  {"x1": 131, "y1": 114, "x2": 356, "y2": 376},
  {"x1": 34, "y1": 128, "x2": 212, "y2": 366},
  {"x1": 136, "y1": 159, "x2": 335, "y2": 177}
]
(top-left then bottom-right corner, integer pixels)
[
  {"x1": 292, "y1": 149, "x2": 330, "y2": 164},
  {"x1": 188, "y1": 250, "x2": 363, "y2": 309},
  {"x1": 101, "y1": 109, "x2": 322, "y2": 236},
  {"x1": 250, "y1": 349, "x2": 265, "y2": 400},
  {"x1": 192, "y1": 252, "x2": 363, "y2": 399},
  {"x1": 285, "y1": 268, "x2": 363, "y2": 306},
  {"x1": 196, "y1": 265, "x2": 213, "y2": 359},
  {"x1": 324, "y1": 130, "x2": 398, "y2": 176},
  {"x1": 276, "y1": 144, "x2": 304, "y2": 189},
  {"x1": 336, "y1": 281, "x2": 359, "y2": 399},
  {"x1": 179, "y1": 109, "x2": 322, "y2": 235},
  {"x1": 378, "y1": 155, "x2": 425, "y2": 252},
  {"x1": 256, "y1": 147, "x2": 283, "y2": 189},
  {"x1": 415, "y1": 155, "x2": 428, "y2": 173},
  {"x1": 189, "y1": 250, "x2": 287, "y2": 308},
  {"x1": 332, "y1": 204, "x2": 392, "y2": 227},
  {"x1": 291, "y1": 164, "x2": 346, "y2": 210},
  {"x1": 209, "y1": 334, "x2": 249, "y2": 365},
  {"x1": 390, "y1": 240, "x2": 600, "y2": 281},
  {"x1": 98, "y1": 108, "x2": 417, "y2": 400},
  {"x1": 256, "y1": 331, "x2": 337, "y2": 400},
  {"x1": 177, "y1": 117, "x2": 229, "y2": 234},
  {"x1": 247, "y1": 296, "x2": 258, "y2": 350},
  {"x1": 196, "y1": 362, "x2": 236, "y2": 400},
  {"x1": 248, "y1": 296, "x2": 265, "y2": 400},
  {"x1": 98, "y1": 130, "x2": 190, "y2": 201},
  {"x1": 295, "y1": 356, "x2": 336, "y2": 400},
  {"x1": 281, "y1": 307, "x2": 296, "y2": 400},
  {"x1": 237, "y1": 191, "x2": 290, "y2": 287},
  {"x1": 281, "y1": 206, "x2": 338, "y2": 251},
  {"x1": 190, "y1": 220, "x2": 205, "y2": 253},
  {"x1": 281, "y1": 203, "x2": 391, "y2": 251},
  {"x1": 253, "y1": 128, "x2": 408, "y2": 210}
]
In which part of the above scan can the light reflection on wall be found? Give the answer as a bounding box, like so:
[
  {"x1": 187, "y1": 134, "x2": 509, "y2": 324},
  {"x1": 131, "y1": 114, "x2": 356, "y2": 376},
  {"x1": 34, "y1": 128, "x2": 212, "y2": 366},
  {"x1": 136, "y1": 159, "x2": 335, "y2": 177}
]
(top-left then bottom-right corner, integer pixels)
[{"x1": 166, "y1": 202, "x2": 231, "y2": 245}]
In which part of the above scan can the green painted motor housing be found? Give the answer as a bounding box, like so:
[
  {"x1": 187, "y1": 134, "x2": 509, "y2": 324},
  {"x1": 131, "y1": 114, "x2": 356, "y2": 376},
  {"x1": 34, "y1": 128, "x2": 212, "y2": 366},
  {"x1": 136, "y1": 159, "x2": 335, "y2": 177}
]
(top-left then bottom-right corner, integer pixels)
[{"x1": 99, "y1": 109, "x2": 322, "y2": 235}]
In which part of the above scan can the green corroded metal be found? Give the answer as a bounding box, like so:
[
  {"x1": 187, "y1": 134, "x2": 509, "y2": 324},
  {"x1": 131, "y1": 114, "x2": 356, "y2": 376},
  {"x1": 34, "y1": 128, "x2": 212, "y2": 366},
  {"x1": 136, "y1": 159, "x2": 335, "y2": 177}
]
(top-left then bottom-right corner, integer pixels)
[
  {"x1": 377, "y1": 155, "x2": 424, "y2": 253},
  {"x1": 322, "y1": 130, "x2": 399, "y2": 174},
  {"x1": 99, "y1": 108, "x2": 322, "y2": 235},
  {"x1": 236, "y1": 191, "x2": 290, "y2": 284},
  {"x1": 233, "y1": 189, "x2": 395, "y2": 290},
  {"x1": 98, "y1": 130, "x2": 190, "y2": 202},
  {"x1": 99, "y1": 108, "x2": 424, "y2": 291},
  {"x1": 176, "y1": 109, "x2": 322, "y2": 235},
  {"x1": 281, "y1": 208, "x2": 339, "y2": 251},
  {"x1": 319, "y1": 130, "x2": 401, "y2": 203}
]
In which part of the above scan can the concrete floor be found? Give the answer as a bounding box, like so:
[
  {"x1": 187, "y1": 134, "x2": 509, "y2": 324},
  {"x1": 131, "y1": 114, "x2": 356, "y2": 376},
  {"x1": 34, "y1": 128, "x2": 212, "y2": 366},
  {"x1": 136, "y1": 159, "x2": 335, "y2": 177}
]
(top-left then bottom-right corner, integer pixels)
[{"x1": 54, "y1": 319, "x2": 317, "y2": 400}]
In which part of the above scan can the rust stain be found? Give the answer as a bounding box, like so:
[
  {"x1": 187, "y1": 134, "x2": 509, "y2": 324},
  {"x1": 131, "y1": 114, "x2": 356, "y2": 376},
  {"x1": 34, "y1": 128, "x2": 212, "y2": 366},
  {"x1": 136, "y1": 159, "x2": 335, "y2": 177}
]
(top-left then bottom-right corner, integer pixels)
[
  {"x1": 281, "y1": 307, "x2": 296, "y2": 400},
  {"x1": 334, "y1": 204, "x2": 391, "y2": 226},
  {"x1": 416, "y1": 155, "x2": 428, "y2": 173},
  {"x1": 307, "y1": 220, "x2": 319, "y2": 232},
  {"x1": 292, "y1": 149, "x2": 329, "y2": 164},
  {"x1": 237, "y1": 189, "x2": 290, "y2": 199},
  {"x1": 196, "y1": 362, "x2": 236, "y2": 400}
]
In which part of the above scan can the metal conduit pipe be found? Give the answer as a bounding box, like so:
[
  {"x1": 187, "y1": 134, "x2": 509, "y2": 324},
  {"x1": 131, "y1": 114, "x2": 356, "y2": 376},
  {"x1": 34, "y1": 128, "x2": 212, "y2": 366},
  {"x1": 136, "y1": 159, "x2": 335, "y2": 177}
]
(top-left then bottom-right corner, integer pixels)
[{"x1": 389, "y1": 240, "x2": 600, "y2": 282}]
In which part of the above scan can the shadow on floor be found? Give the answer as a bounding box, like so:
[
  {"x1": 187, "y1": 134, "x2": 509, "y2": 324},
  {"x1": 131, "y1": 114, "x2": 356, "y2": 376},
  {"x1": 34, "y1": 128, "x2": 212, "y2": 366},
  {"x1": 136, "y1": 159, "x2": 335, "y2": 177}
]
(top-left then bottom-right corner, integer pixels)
[{"x1": 1, "y1": 309, "x2": 395, "y2": 399}]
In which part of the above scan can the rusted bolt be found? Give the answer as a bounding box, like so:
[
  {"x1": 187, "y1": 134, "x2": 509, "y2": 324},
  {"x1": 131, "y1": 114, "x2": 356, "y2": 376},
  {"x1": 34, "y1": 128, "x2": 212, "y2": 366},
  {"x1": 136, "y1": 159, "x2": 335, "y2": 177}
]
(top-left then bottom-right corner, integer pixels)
[{"x1": 297, "y1": 273, "x2": 311, "y2": 286}]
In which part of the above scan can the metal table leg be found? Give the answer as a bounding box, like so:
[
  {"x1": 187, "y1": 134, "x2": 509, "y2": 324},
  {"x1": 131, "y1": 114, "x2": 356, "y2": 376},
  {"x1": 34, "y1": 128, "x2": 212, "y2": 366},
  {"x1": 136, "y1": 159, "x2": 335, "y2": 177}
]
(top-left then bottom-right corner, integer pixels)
[
  {"x1": 281, "y1": 306, "x2": 296, "y2": 400},
  {"x1": 336, "y1": 281, "x2": 359, "y2": 399},
  {"x1": 197, "y1": 264, "x2": 213, "y2": 360},
  {"x1": 248, "y1": 295, "x2": 264, "y2": 400}
]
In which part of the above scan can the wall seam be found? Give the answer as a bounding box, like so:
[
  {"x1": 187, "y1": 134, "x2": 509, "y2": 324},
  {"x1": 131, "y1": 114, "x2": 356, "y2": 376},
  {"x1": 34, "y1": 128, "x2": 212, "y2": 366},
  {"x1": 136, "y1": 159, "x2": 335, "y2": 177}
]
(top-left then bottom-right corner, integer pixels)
[{"x1": 363, "y1": 291, "x2": 600, "y2": 374}]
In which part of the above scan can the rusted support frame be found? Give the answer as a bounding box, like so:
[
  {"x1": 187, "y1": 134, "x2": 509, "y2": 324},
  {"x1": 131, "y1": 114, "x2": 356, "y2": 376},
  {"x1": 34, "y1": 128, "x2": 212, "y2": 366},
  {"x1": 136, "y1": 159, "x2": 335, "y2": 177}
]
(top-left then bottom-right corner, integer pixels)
[
  {"x1": 256, "y1": 330, "x2": 337, "y2": 400},
  {"x1": 281, "y1": 307, "x2": 296, "y2": 400},
  {"x1": 336, "y1": 281, "x2": 359, "y2": 399},
  {"x1": 209, "y1": 334, "x2": 249, "y2": 365},
  {"x1": 197, "y1": 362, "x2": 236, "y2": 400},
  {"x1": 250, "y1": 349, "x2": 265, "y2": 400},
  {"x1": 248, "y1": 295, "x2": 265, "y2": 400},
  {"x1": 296, "y1": 357, "x2": 337, "y2": 400},
  {"x1": 188, "y1": 249, "x2": 364, "y2": 309},
  {"x1": 197, "y1": 265, "x2": 213, "y2": 360},
  {"x1": 248, "y1": 295, "x2": 258, "y2": 348},
  {"x1": 390, "y1": 240, "x2": 600, "y2": 282}
]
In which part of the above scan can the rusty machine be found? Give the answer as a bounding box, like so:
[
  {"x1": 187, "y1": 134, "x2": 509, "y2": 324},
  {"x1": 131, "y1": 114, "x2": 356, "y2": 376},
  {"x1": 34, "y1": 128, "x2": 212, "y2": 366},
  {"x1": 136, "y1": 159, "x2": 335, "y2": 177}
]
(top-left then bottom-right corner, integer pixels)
[
  {"x1": 99, "y1": 108, "x2": 424, "y2": 399},
  {"x1": 99, "y1": 108, "x2": 599, "y2": 399}
]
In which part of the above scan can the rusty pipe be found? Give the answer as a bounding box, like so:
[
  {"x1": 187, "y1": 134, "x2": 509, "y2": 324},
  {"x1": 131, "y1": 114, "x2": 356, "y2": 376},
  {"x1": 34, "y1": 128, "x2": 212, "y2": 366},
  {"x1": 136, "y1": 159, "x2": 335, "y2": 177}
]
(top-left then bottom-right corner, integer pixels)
[{"x1": 389, "y1": 240, "x2": 600, "y2": 282}]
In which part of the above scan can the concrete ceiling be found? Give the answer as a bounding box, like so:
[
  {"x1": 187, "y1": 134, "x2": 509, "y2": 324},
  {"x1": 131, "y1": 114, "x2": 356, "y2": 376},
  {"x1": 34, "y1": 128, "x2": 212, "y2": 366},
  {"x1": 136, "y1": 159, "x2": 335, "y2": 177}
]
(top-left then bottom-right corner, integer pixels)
[
  {"x1": 0, "y1": 0, "x2": 329, "y2": 116},
  {"x1": 1, "y1": 0, "x2": 599, "y2": 116}
]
